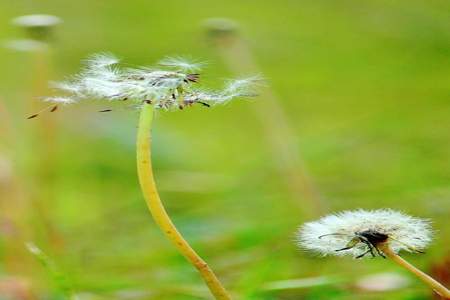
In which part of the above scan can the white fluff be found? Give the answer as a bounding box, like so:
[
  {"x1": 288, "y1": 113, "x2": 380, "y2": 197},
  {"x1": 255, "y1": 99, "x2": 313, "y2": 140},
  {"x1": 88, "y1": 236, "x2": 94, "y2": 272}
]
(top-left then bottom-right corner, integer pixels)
[
  {"x1": 297, "y1": 209, "x2": 432, "y2": 258},
  {"x1": 44, "y1": 96, "x2": 76, "y2": 104},
  {"x1": 46, "y1": 54, "x2": 258, "y2": 110},
  {"x1": 84, "y1": 53, "x2": 120, "y2": 68},
  {"x1": 158, "y1": 56, "x2": 204, "y2": 72}
]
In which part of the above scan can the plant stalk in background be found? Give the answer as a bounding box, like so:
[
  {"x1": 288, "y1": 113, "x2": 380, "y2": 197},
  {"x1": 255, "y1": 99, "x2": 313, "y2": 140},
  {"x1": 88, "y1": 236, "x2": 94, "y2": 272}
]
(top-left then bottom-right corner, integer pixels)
[
  {"x1": 204, "y1": 18, "x2": 325, "y2": 217},
  {"x1": 1, "y1": 14, "x2": 62, "y2": 279},
  {"x1": 14, "y1": 14, "x2": 63, "y2": 250}
]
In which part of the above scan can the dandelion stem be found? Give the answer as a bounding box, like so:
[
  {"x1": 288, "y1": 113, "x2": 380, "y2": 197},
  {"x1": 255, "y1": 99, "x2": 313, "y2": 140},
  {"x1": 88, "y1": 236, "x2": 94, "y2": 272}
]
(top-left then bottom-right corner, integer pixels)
[
  {"x1": 136, "y1": 103, "x2": 232, "y2": 300},
  {"x1": 380, "y1": 244, "x2": 450, "y2": 298}
]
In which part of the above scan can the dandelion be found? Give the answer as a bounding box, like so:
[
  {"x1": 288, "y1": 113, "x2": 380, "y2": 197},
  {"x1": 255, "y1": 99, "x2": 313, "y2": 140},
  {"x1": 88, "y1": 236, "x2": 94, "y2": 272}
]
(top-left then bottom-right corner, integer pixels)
[
  {"x1": 297, "y1": 209, "x2": 450, "y2": 298},
  {"x1": 36, "y1": 53, "x2": 259, "y2": 300},
  {"x1": 39, "y1": 54, "x2": 257, "y2": 115},
  {"x1": 298, "y1": 209, "x2": 431, "y2": 258}
]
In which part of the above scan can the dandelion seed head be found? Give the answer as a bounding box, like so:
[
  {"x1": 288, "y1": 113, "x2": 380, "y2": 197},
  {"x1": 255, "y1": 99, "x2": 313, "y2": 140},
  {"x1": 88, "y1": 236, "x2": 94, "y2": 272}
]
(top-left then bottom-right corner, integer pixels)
[
  {"x1": 297, "y1": 209, "x2": 432, "y2": 258},
  {"x1": 46, "y1": 53, "x2": 257, "y2": 111}
]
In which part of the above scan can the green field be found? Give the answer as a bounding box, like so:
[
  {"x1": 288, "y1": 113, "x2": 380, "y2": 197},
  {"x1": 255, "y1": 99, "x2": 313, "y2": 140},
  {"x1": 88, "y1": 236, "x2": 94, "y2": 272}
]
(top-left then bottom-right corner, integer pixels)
[{"x1": 0, "y1": 0, "x2": 449, "y2": 299}]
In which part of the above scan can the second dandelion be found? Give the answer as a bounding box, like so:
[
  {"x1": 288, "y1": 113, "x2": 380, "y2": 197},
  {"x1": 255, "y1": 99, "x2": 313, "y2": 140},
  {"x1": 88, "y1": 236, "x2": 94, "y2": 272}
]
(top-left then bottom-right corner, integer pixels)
[{"x1": 297, "y1": 209, "x2": 450, "y2": 298}]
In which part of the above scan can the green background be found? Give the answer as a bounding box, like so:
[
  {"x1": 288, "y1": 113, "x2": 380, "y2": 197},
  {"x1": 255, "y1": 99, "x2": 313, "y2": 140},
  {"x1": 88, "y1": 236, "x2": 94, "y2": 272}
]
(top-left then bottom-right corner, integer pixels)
[{"x1": 0, "y1": 0, "x2": 449, "y2": 299}]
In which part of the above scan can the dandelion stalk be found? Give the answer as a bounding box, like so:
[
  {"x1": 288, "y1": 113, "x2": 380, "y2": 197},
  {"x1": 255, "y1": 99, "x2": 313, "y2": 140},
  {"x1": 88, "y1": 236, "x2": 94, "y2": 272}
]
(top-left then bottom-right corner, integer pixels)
[
  {"x1": 137, "y1": 103, "x2": 231, "y2": 299},
  {"x1": 378, "y1": 244, "x2": 450, "y2": 298}
]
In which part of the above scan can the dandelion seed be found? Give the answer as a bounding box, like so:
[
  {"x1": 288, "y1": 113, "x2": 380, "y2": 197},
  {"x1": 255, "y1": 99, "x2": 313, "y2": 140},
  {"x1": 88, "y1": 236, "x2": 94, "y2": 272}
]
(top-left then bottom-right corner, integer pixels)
[
  {"x1": 44, "y1": 96, "x2": 76, "y2": 104},
  {"x1": 84, "y1": 53, "x2": 119, "y2": 68},
  {"x1": 223, "y1": 76, "x2": 262, "y2": 98},
  {"x1": 297, "y1": 209, "x2": 432, "y2": 259},
  {"x1": 158, "y1": 56, "x2": 205, "y2": 72}
]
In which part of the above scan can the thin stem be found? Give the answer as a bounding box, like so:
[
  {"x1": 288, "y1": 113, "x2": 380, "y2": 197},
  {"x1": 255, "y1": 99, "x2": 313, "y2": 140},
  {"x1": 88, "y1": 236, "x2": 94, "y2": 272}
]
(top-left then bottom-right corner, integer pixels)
[
  {"x1": 30, "y1": 48, "x2": 63, "y2": 250},
  {"x1": 380, "y1": 244, "x2": 450, "y2": 299},
  {"x1": 136, "y1": 103, "x2": 232, "y2": 300}
]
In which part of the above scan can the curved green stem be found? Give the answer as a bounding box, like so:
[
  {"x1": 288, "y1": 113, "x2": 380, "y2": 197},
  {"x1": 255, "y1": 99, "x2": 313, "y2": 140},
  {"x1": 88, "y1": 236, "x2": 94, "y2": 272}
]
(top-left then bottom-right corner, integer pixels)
[{"x1": 136, "y1": 103, "x2": 231, "y2": 300}]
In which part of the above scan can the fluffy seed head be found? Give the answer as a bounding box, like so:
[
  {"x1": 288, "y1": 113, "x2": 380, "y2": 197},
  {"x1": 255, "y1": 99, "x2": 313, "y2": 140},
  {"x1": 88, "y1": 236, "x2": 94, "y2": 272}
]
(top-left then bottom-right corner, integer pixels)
[
  {"x1": 46, "y1": 53, "x2": 259, "y2": 111},
  {"x1": 297, "y1": 209, "x2": 432, "y2": 258}
]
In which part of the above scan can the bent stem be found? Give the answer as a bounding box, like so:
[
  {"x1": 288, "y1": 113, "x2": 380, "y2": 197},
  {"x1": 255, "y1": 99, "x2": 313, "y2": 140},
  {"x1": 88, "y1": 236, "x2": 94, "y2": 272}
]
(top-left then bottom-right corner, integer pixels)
[
  {"x1": 136, "y1": 103, "x2": 231, "y2": 300},
  {"x1": 380, "y1": 244, "x2": 450, "y2": 299}
]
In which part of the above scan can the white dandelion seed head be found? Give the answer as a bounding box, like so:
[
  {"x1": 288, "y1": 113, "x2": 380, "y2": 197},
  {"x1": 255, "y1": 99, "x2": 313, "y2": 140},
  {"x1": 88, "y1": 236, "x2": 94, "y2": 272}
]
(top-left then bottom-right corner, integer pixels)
[
  {"x1": 46, "y1": 53, "x2": 258, "y2": 111},
  {"x1": 297, "y1": 209, "x2": 432, "y2": 258}
]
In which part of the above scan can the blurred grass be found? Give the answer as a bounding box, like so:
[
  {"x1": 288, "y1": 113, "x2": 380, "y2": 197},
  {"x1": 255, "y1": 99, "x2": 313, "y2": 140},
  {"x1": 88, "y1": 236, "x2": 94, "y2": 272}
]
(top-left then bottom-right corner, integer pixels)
[{"x1": 0, "y1": 0, "x2": 449, "y2": 299}]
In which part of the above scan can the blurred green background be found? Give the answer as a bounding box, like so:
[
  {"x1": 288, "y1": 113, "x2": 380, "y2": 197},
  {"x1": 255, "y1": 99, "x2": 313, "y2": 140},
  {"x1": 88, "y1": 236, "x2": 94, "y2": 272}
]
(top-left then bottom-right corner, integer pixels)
[{"x1": 0, "y1": 0, "x2": 449, "y2": 299}]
